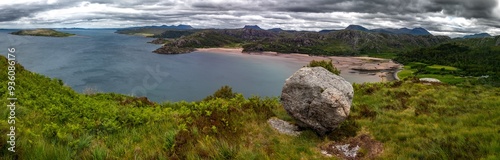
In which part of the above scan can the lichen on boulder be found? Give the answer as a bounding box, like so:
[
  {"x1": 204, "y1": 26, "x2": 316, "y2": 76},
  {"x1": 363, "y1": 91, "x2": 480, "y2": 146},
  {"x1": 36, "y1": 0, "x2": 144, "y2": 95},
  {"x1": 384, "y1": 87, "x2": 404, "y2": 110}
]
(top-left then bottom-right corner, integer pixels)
[{"x1": 281, "y1": 67, "x2": 354, "y2": 136}]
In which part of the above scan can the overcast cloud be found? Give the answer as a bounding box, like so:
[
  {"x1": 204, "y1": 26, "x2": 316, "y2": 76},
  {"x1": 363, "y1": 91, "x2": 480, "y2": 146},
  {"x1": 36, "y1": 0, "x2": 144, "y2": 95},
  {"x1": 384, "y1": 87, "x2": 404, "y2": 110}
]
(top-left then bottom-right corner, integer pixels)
[{"x1": 0, "y1": 0, "x2": 499, "y2": 37}]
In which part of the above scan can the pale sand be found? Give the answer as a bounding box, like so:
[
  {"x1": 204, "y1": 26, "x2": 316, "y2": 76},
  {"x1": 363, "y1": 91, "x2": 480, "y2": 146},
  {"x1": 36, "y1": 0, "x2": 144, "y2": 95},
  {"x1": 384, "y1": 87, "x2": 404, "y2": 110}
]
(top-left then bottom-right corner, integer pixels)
[{"x1": 195, "y1": 48, "x2": 401, "y2": 72}]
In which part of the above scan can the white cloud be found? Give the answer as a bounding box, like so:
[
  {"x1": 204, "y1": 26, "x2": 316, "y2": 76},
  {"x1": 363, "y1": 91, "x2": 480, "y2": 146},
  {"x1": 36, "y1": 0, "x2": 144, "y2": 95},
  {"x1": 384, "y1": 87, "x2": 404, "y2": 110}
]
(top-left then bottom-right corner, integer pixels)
[
  {"x1": 0, "y1": 0, "x2": 42, "y2": 6},
  {"x1": 494, "y1": 0, "x2": 500, "y2": 19}
]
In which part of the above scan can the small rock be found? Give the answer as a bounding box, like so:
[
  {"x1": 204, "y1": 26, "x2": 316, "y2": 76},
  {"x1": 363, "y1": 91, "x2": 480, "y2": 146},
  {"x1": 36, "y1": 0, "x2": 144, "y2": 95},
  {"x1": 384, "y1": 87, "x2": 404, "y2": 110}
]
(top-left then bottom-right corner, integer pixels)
[
  {"x1": 321, "y1": 150, "x2": 333, "y2": 157},
  {"x1": 267, "y1": 117, "x2": 301, "y2": 136},
  {"x1": 419, "y1": 78, "x2": 441, "y2": 83}
]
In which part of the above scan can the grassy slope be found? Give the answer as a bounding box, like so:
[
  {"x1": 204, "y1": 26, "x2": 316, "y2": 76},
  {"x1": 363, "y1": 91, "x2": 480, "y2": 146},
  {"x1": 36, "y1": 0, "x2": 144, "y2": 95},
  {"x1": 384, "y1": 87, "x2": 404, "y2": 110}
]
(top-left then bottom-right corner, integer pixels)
[
  {"x1": 1, "y1": 56, "x2": 499, "y2": 159},
  {"x1": 353, "y1": 81, "x2": 500, "y2": 159}
]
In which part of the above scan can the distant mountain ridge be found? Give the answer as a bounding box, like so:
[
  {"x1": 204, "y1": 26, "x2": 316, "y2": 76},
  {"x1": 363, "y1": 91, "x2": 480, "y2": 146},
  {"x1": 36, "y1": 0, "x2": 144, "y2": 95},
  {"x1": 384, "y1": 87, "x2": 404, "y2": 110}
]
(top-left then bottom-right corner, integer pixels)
[
  {"x1": 115, "y1": 24, "x2": 195, "y2": 36},
  {"x1": 243, "y1": 25, "x2": 263, "y2": 30},
  {"x1": 267, "y1": 28, "x2": 284, "y2": 32},
  {"x1": 116, "y1": 24, "x2": 434, "y2": 37},
  {"x1": 462, "y1": 33, "x2": 492, "y2": 39},
  {"x1": 133, "y1": 24, "x2": 194, "y2": 30},
  {"x1": 343, "y1": 25, "x2": 432, "y2": 36}
]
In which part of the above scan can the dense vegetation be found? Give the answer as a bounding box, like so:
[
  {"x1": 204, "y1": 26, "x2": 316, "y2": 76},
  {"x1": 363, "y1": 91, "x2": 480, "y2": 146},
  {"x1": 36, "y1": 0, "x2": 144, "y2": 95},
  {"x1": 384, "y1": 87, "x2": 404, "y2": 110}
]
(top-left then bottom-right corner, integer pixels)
[
  {"x1": 395, "y1": 37, "x2": 500, "y2": 85},
  {"x1": 10, "y1": 29, "x2": 75, "y2": 37},
  {"x1": 1, "y1": 55, "x2": 499, "y2": 159},
  {"x1": 151, "y1": 28, "x2": 450, "y2": 55}
]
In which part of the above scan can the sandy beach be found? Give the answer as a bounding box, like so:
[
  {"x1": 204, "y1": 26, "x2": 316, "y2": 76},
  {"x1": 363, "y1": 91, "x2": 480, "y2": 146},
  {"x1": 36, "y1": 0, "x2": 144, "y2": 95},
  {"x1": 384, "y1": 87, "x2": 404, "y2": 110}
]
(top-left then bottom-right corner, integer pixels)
[{"x1": 195, "y1": 48, "x2": 402, "y2": 82}]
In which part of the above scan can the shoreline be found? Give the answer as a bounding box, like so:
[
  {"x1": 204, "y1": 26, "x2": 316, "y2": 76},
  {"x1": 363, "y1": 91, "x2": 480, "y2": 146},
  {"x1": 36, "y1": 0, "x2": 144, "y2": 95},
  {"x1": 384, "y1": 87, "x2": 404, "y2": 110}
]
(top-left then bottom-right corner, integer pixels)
[{"x1": 194, "y1": 48, "x2": 402, "y2": 82}]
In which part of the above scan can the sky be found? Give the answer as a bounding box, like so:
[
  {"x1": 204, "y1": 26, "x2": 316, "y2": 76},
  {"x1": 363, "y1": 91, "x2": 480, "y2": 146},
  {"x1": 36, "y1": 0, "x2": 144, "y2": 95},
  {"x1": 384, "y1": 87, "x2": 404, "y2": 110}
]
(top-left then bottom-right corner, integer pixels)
[{"x1": 0, "y1": 0, "x2": 499, "y2": 37}]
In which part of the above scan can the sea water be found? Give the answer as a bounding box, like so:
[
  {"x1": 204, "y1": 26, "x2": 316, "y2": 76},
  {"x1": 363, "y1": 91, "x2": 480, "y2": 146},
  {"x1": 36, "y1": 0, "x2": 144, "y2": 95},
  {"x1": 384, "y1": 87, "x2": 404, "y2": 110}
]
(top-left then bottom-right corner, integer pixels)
[{"x1": 0, "y1": 29, "x2": 380, "y2": 102}]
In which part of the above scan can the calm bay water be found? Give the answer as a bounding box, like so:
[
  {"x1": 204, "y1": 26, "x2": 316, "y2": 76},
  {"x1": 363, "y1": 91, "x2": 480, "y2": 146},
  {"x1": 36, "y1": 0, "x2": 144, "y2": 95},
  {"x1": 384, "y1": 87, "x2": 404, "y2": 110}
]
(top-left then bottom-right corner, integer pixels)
[{"x1": 0, "y1": 29, "x2": 379, "y2": 102}]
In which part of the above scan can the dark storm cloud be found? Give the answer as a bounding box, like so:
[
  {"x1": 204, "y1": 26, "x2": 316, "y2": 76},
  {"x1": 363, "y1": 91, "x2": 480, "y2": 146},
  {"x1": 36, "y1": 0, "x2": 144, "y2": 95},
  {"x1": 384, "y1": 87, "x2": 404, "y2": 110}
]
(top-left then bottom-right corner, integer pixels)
[
  {"x1": 0, "y1": 1, "x2": 73, "y2": 22},
  {"x1": 0, "y1": 8, "x2": 35, "y2": 21},
  {"x1": 272, "y1": 0, "x2": 498, "y2": 19},
  {"x1": 88, "y1": 0, "x2": 166, "y2": 6},
  {"x1": 260, "y1": 14, "x2": 292, "y2": 20},
  {"x1": 431, "y1": 0, "x2": 498, "y2": 19},
  {"x1": 274, "y1": 0, "x2": 428, "y2": 14}
]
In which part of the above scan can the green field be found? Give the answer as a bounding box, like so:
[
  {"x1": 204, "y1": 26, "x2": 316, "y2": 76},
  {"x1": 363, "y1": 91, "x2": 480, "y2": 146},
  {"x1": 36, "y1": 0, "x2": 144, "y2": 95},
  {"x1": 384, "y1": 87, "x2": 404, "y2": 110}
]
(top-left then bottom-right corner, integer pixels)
[
  {"x1": 427, "y1": 65, "x2": 459, "y2": 71},
  {"x1": 397, "y1": 62, "x2": 469, "y2": 84}
]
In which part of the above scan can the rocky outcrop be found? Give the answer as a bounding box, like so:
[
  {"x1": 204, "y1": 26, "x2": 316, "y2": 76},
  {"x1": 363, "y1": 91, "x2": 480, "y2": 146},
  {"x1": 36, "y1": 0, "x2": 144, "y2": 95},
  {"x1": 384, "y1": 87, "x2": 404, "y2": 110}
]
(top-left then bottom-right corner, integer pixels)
[
  {"x1": 148, "y1": 38, "x2": 167, "y2": 44},
  {"x1": 281, "y1": 67, "x2": 354, "y2": 136},
  {"x1": 153, "y1": 46, "x2": 195, "y2": 54}
]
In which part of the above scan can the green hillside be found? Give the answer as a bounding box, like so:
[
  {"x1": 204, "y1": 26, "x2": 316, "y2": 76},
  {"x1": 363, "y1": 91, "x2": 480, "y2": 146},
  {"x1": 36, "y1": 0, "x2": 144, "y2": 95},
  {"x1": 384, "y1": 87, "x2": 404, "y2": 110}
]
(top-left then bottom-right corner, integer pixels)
[
  {"x1": 1, "y1": 56, "x2": 499, "y2": 159},
  {"x1": 152, "y1": 29, "x2": 451, "y2": 55}
]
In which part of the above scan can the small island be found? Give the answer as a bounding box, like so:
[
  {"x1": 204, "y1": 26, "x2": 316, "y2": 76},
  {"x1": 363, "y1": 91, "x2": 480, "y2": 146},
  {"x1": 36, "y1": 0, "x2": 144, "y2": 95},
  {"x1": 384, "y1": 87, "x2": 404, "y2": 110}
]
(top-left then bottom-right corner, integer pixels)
[{"x1": 11, "y1": 29, "x2": 75, "y2": 37}]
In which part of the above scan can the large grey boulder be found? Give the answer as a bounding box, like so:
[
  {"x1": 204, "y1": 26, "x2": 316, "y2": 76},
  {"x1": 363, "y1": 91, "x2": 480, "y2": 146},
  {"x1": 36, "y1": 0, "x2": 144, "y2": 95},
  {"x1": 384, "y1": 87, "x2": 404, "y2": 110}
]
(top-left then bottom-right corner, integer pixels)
[{"x1": 281, "y1": 67, "x2": 354, "y2": 136}]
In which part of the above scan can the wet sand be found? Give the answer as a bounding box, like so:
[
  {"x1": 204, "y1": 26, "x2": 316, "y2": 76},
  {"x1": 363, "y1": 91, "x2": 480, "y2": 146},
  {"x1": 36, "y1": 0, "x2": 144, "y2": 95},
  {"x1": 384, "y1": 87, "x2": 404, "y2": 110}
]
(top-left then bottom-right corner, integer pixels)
[{"x1": 195, "y1": 48, "x2": 402, "y2": 82}]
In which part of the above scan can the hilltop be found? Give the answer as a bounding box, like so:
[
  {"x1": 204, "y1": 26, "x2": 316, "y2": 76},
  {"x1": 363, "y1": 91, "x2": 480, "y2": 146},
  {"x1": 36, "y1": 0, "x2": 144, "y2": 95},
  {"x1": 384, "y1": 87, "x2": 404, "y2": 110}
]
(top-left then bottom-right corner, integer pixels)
[
  {"x1": 243, "y1": 25, "x2": 263, "y2": 30},
  {"x1": 10, "y1": 29, "x2": 75, "y2": 37}
]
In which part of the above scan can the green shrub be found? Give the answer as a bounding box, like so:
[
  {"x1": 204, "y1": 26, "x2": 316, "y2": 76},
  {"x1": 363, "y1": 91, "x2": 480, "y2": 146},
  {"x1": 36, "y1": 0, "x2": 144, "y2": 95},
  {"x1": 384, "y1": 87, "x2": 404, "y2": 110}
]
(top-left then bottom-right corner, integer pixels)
[
  {"x1": 203, "y1": 85, "x2": 237, "y2": 101},
  {"x1": 306, "y1": 60, "x2": 341, "y2": 75}
]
